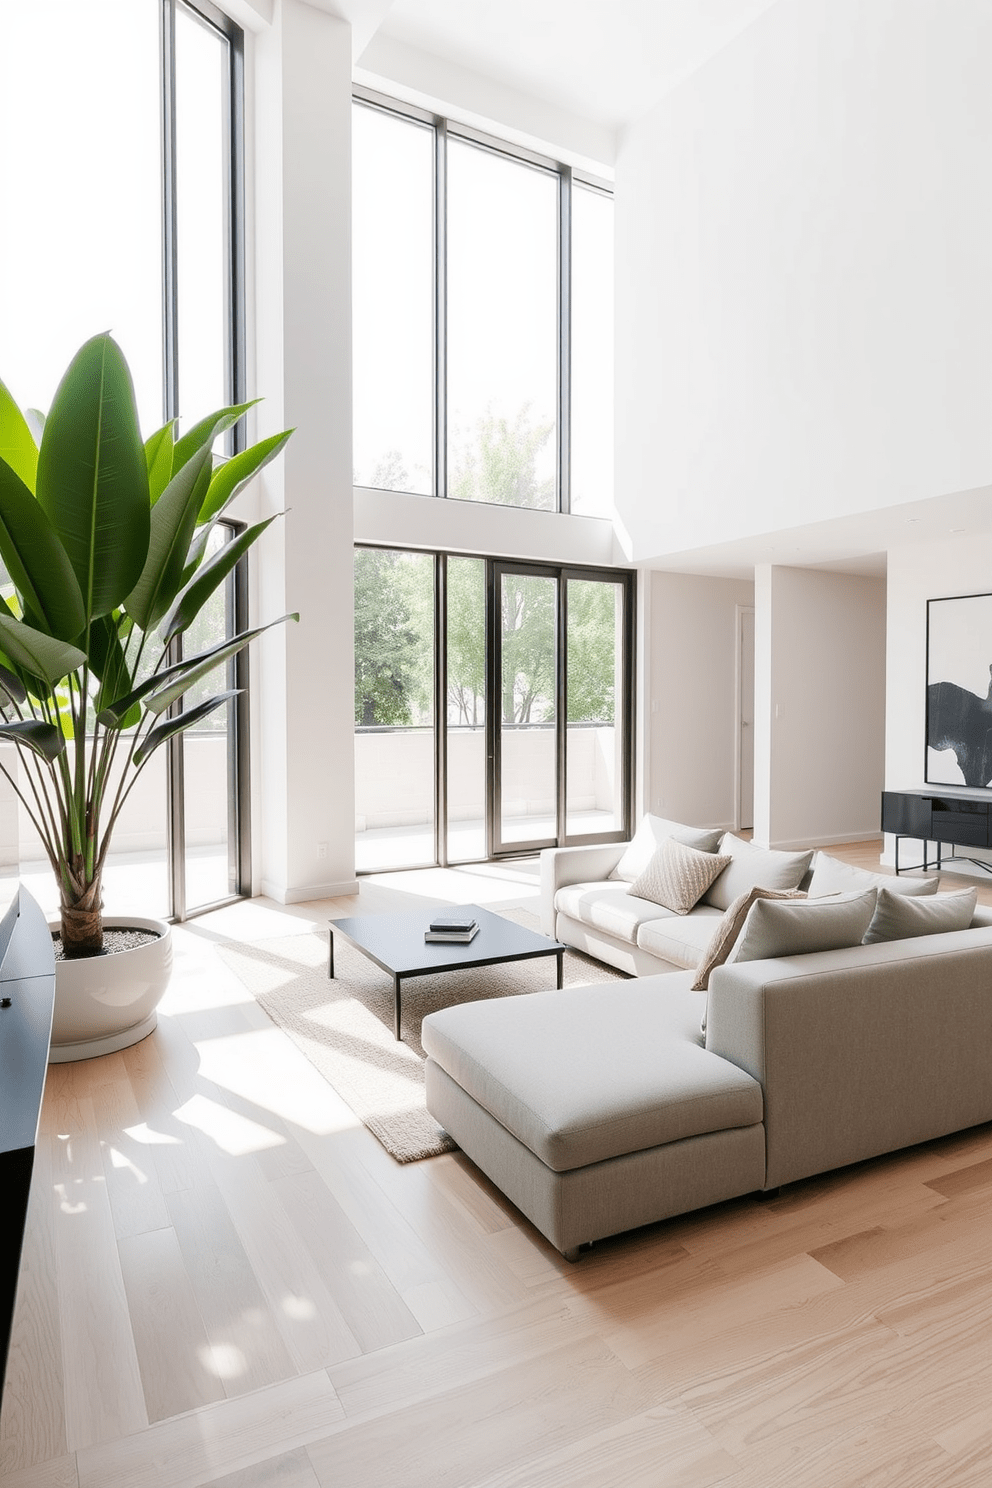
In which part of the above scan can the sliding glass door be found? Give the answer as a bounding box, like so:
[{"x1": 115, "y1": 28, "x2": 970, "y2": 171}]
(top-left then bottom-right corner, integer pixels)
[{"x1": 355, "y1": 547, "x2": 634, "y2": 872}]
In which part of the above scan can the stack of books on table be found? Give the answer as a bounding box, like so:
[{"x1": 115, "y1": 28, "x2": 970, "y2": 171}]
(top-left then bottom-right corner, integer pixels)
[{"x1": 425, "y1": 914, "x2": 480, "y2": 944}]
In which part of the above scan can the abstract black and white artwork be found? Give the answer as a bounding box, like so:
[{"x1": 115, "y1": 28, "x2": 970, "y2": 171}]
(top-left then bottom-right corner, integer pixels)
[{"x1": 926, "y1": 593, "x2": 992, "y2": 787}]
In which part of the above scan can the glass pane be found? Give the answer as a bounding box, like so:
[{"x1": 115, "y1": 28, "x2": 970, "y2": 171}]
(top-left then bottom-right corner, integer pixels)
[
  {"x1": 446, "y1": 558, "x2": 486, "y2": 862},
  {"x1": 448, "y1": 140, "x2": 558, "y2": 509},
  {"x1": 500, "y1": 573, "x2": 556, "y2": 844},
  {"x1": 566, "y1": 579, "x2": 624, "y2": 835},
  {"x1": 354, "y1": 549, "x2": 435, "y2": 869},
  {"x1": 352, "y1": 105, "x2": 434, "y2": 495},
  {"x1": 570, "y1": 185, "x2": 614, "y2": 517},
  {"x1": 176, "y1": 4, "x2": 229, "y2": 430},
  {"x1": 183, "y1": 526, "x2": 237, "y2": 911},
  {"x1": 0, "y1": 0, "x2": 163, "y2": 429}
]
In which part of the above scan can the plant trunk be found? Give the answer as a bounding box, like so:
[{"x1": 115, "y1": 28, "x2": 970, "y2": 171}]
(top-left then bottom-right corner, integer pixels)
[{"x1": 60, "y1": 874, "x2": 104, "y2": 958}]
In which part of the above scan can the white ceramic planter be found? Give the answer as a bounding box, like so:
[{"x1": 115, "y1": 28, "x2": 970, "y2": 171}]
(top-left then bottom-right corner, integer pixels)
[{"x1": 48, "y1": 915, "x2": 173, "y2": 1063}]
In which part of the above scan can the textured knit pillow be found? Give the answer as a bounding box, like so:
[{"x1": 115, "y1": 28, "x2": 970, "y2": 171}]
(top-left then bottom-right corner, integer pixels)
[
  {"x1": 703, "y1": 833, "x2": 815, "y2": 912},
  {"x1": 628, "y1": 837, "x2": 732, "y2": 915},
  {"x1": 692, "y1": 886, "x2": 808, "y2": 991},
  {"x1": 863, "y1": 886, "x2": 977, "y2": 945}
]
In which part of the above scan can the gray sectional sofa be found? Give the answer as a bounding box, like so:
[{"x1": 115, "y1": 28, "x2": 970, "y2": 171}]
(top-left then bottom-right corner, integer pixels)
[
  {"x1": 424, "y1": 913, "x2": 992, "y2": 1257},
  {"x1": 422, "y1": 820, "x2": 992, "y2": 1258}
]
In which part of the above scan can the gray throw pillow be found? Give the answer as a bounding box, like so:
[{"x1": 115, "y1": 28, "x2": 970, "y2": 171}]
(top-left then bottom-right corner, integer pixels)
[
  {"x1": 611, "y1": 814, "x2": 723, "y2": 882},
  {"x1": 862, "y1": 886, "x2": 978, "y2": 945},
  {"x1": 808, "y1": 851, "x2": 939, "y2": 899},
  {"x1": 704, "y1": 833, "x2": 815, "y2": 912},
  {"x1": 628, "y1": 838, "x2": 732, "y2": 915},
  {"x1": 728, "y1": 887, "x2": 878, "y2": 965}
]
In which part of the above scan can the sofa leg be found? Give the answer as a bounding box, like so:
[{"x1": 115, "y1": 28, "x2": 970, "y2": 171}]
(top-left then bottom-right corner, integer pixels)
[
  {"x1": 756, "y1": 1186, "x2": 782, "y2": 1201},
  {"x1": 561, "y1": 1241, "x2": 594, "y2": 1262}
]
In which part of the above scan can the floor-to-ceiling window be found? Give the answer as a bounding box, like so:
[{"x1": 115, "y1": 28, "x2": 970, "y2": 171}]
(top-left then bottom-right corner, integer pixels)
[
  {"x1": 0, "y1": 0, "x2": 247, "y2": 918},
  {"x1": 355, "y1": 548, "x2": 633, "y2": 873},
  {"x1": 352, "y1": 91, "x2": 614, "y2": 517}
]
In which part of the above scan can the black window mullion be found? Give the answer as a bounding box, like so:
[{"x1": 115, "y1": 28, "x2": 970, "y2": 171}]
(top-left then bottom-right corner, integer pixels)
[
  {"x1": 435, "y1": 555, "x2": 447, "y2": 867},
  {"x1": 558, "y1": 165, "x2": 571, "y2": 513},
  {"x1": 435, "y1": 117, "x2": 447, "y2": 498},
  {"x1": 161, "y1": 0, "x2": 180, "y2": 424}
]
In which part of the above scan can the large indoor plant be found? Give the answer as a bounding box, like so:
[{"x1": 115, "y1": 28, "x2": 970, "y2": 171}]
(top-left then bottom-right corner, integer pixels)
[{"x1": 0, "y1": 333, "x2": 294, "y2": 989}]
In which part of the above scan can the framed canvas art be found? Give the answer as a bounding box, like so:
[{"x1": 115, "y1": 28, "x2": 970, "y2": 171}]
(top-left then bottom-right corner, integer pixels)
[{"x1": 926, "y1": 592, "x2": 992, "y2": 787}]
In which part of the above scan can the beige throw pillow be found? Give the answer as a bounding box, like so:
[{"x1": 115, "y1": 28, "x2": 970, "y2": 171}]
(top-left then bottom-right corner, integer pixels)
[
  {"x1": 863, "y1": 886, "x2": 977, "y2": 944},
  {"x1": 628, "y1": 838, "x2": 732, "y2": 915},
  {"x1": 692, "y1": 886, "x2": 808, "y2": 991},
  {"x1": 703, "y1": 833, "x2": 815, "y2": 912}
]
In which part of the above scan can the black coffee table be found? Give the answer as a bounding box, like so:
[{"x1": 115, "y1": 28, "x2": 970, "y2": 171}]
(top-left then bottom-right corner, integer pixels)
[{"x1": 327, "y1": 903, "x2": 566, "y2": 1041}]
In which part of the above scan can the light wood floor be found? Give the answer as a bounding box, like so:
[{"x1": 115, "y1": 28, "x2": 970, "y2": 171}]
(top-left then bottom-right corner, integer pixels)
[{"x1": 3, "y1": 842, "x2": 992, "y2": 1487}]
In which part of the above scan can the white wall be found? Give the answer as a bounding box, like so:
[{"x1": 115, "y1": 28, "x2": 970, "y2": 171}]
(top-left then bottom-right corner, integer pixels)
[
  {"x1": 643, "y1": 571, "x2": 754, "y2": 831},
  {"x1": 615, "y1": 0, "x2": 992, "y2": 562},
  {"x1": 885, "y1": 532, "x2": 992, "y2": 868},
  {"x1": 252, "y1": 0, "x2": 357, "y2": 903},
  {"x1": 753, "y1": 566, "x2": 886, "y2": 849}
]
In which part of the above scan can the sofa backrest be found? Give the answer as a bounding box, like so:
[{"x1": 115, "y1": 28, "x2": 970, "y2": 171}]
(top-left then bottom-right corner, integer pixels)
[{"x1": 705, "y1": 924, "x2": 992, "y2": 1189}]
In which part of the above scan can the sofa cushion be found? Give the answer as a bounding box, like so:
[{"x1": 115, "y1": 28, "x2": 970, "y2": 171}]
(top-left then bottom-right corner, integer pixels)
[
  {"x1": 704, "y1": 834, "x2": 815, "y2": 911},
  {"x1": 421, "y1": 975, "x2": 763, "y2": 1172},
  {"x1": 610, "y1": 814, "x2": 724, "y2": 882},
  {"x1": 691, "y1": 886, "x2": 808, "y2": 991},
  {"x1": 554, "y1": 881, "x2": 678, "y2": 944},
  {"x1": 628, "y1": 838, "x2": 732, "y2": 914},
  {"x1": 808, "y1": 851, "x2": 939, "y2": 899},
  {"x1": 635, "y1": 906, "x2": 725, "y2": 968},
  {"x1": 863, "y1": 886, "x2": 978, "y2": 945},
  {"x1": 729, "y1": 887, "x2": 878, "y2": 964}
]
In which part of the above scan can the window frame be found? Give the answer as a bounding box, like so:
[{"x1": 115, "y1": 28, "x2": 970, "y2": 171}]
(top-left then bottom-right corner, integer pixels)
[
  {"x1": 163, "y1": 0, "x2": 250, "y2": 920},
  {"x1": 354, "y1": 544, "x2": 635, "y2": 873},
  {"x1": 352, "y1": 86, "x2": 613, "y2": 516}
]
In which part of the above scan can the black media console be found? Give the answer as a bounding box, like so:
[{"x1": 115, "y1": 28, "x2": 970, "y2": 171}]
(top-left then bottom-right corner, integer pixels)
[{"x1": 881, "y1": 788, "x2": 992, "y2": 875}]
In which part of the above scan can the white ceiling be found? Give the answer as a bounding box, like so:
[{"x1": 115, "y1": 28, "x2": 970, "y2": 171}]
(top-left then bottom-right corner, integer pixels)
[{"x1": 354, "y1": 0, "x2": 781, "y2": 132}]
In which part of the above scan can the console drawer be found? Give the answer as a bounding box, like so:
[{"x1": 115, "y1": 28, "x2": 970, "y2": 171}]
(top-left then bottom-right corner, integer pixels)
[{"x1": 929, "y1": 809, "x2": 990, "y2": 847}]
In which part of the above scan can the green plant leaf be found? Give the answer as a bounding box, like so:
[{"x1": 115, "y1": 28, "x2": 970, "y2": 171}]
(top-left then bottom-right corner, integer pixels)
[
  {"x1": 0, "y1": 615, "x2": 86, "y2": 686},
  {"x1": 0, "y1": 377, "x2": 39, "y2": 492},
  {"x1": 0, "y1": 719, "x2": 64, "y2": 762},
  {"x1": 0, "y1": 459, "x2": 86, "y2": 641},
  {"x1": 161, "y1": 515, "x2": 280, "y2": 643},
  {"x1": 0, "y1": 663, "x2": 27, "y2": 706},
  {"x1": 145, "y1": 615, "x2": 297, "y2": 716},
  {"x1": 172, "y1": 399, "x2": 258, "y2": 473},
  {"x1": 145, "y1": 421, "x2": 176, "y2": 503},
  {"x1": 124, "y1": 445, "x2": 212, "y2": 630},
  {"x1": 134, "y1": 689, "x2": 240, "y2": 767},
  {"x1": 96, "y1": 614, "x2": 296, "y2": 725},
  {"x1": 35, "y1": 334, "x2": 150, "y2": 620},
  {"x1": 88, "y1": 614, "x2": 135, "y2": 717},
  {"x1": 197, "y1": 430, "x2": 293, "y2": 526}
]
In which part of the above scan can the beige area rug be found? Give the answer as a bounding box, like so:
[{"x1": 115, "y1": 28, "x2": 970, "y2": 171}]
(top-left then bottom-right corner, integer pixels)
[{"x1": 216, "y1": 909, "x2": 627, "y2": 1163}]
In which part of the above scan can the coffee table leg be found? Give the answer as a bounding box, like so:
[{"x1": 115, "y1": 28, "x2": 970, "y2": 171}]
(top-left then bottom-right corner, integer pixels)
[
  {"x1": 556, "y1": 949, "x2": 564, "y2": 989},
  {"x1": 328, "y1": 928, "x2": 334, "y2": 979},
  {"x1": 394, "y1": 974, "x2": 402, "y2": 1041}
]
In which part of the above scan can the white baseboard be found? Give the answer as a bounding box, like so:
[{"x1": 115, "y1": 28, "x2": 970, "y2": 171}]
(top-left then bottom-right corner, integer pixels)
[
  {"x1": 259, "y1": 877, "x2": 360, "y2": 904},
  {"x1": 762, "y1": 830, "x2": 883, "y2": 852}
]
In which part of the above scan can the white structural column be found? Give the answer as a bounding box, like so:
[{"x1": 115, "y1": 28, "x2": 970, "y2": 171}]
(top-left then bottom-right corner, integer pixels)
[
  {"x1": 753, "y1": 565, "x2": 886, "y2": 851},
  {"x1": 253, "y1": 0, "x2": 357, "y2": 902}
]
